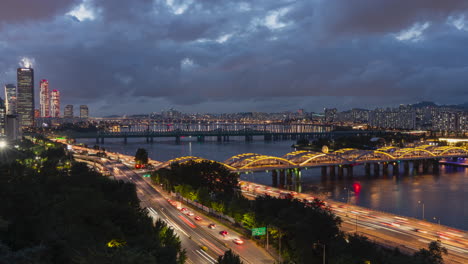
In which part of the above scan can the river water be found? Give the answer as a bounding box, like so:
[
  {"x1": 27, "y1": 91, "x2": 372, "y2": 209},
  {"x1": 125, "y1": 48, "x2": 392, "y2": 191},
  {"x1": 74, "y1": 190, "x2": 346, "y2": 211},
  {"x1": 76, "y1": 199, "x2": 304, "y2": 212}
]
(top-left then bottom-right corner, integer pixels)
[{"x1": 79, "y1": 137, "x2": 468, "y2": 230}]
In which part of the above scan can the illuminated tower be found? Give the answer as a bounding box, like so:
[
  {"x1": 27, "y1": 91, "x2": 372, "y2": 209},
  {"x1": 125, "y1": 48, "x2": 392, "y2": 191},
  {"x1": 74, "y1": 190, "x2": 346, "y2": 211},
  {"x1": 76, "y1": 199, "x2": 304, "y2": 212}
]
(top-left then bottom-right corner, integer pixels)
[
  {"x1": 39, "y1": 79, "x2": 50, "y2": 117},
  {"x1": 0, "y1": 98, "x2": 5, "y2": 135},
  {"x1": 17, "y1": 68, "x2": 35, "y2": 128},
  {"x1": 50, "y1": 89, "x2": 60, "y2": 118},
  {"x1": 80, "y1": 105, "x2": 89, "y2": 119},
  {"x1": 4, "y1": 84, "x2": 17, "y2": 115}
]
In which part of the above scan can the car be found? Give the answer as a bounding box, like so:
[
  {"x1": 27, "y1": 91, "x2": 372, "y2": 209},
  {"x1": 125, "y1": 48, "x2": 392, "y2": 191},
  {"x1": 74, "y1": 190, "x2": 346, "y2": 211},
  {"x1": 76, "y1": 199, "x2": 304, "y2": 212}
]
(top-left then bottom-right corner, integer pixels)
[
  {"x1": 180, "y1": 208, "x2": 188, "y2": 212},
  {"x1": 208, "y1": 223, "x2": 216, "y2": 229},
  {"x1": 186, "y1": 211, "x2": 194, "y2": 216},
  {"x1": 219, "y1": 230, "x2": 228, "y2": 236},
  {"x1": 233, "y1": 238, "x2": 244, "y2": 245},
  {"x1": 194, "y1": 216, "x2": 202, "y2": 221}
]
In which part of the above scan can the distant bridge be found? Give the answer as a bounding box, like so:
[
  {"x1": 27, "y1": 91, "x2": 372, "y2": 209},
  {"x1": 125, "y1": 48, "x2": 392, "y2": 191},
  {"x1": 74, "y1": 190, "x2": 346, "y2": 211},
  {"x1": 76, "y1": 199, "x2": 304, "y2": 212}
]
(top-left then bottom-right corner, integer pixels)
[{"x1": 64, "y1": 129, "x2": 388, "y2": 144}]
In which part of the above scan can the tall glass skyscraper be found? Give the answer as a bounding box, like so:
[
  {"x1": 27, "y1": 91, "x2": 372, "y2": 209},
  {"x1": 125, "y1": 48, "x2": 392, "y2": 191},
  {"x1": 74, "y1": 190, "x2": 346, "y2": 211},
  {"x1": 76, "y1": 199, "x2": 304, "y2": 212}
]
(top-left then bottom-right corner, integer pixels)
[
  {"x1": 50, "y1": 89, "x2": 60, "y2": 118},
  {"x1": 39, "y1": 79, "x2": 50, "y2": 117},
  {"x1": 4, "y1": 84, "x2": 17, "y2": 115},
  {"x1": 17, "y1": 68, "x2": 34, "y2": 129}
]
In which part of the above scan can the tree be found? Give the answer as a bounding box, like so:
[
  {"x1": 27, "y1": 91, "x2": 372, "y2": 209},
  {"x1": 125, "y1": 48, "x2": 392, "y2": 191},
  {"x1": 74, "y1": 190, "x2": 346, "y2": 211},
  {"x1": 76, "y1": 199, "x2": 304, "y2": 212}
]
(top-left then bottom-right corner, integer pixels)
[
  {"x1": 413, "y1": 241, "x2": 447, "y2": 264},
  {"x1": 217, "y1": 250, "x2": 243, "y2": 264},
  {"x1": 135, "y1": 148, "x2": 149, "y2": 165}
]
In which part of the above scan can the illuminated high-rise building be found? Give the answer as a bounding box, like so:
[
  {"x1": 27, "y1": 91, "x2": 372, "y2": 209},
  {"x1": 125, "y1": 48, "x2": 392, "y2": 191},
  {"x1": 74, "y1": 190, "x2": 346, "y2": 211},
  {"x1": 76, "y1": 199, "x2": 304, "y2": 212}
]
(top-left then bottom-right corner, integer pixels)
[
  {"x1": 17, "y1": 68, "x2": 35, "y2": 129},
  {"x1": 50, "y1": 89, "x2": 60, "y2": 118},
  {"x1": 4, "y1": 84, "x2": 17, "y2": 115},
  {"x1": 39, "y1": 79, "x2": 50, "y2": 117},
  {"x1": 64, "y1": 104, "x2": 73, "y2": 118},
  {"x1": 80, "y1": 105, "x2": 89, "y2": 119},
  {"x1": 0, "y1": 98, "x2": 5, "y2": 135}
]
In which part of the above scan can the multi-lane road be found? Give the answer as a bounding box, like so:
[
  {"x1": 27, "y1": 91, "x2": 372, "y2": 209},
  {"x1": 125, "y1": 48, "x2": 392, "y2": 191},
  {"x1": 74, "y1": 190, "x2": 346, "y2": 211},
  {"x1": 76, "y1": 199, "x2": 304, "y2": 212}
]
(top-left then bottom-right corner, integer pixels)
[
  {"x1": 75, "y1": 153, "x2": 275, "y2": 264},
  {"x1": 240, "y1": 182, "x2": 468, "y2": 264},
  {"x1": 69, "y1": 143, "x2": 467, "y2": 264}
]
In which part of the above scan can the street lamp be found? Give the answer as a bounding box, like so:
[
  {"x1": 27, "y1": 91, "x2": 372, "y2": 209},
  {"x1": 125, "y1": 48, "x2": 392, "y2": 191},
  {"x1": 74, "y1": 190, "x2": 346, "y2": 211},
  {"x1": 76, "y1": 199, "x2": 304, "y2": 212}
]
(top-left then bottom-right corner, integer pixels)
[
  {"x1": 418, "y1": 200, "x2": 425, "y2": 220},
  {"x1": 0, "y1": 140, "x2": 7, "y2": 149},
  {"x1": 313, "y1": 242, "x2": 326, "y2": 264},
  {"x1": 433, "y1": 216, "x2": 440, "y2": 225}
]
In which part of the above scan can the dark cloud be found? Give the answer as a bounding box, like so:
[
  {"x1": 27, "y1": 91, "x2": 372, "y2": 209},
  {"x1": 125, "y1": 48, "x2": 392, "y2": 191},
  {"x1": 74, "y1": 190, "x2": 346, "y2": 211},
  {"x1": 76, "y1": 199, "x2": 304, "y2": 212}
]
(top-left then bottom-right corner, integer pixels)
[
  {"x1": 0, "y1": 0, "x2": 80, "y2": 23},
  {"x1": 1, "y1": 0, "x2": 468, "y2": 116}
]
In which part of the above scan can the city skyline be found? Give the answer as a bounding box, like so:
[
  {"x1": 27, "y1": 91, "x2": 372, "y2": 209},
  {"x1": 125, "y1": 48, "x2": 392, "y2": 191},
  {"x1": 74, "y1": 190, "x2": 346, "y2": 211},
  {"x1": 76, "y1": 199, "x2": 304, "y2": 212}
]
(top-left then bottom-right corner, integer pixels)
[{"x1": 1, "y1": 1, "x2": 468, "y2": 115}]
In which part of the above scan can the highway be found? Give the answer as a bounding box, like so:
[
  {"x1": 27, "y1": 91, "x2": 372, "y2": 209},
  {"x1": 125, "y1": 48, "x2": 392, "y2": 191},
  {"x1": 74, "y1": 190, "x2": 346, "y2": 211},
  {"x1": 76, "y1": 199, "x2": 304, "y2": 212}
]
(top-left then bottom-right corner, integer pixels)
[
  {"x1": 74, "y1": 152, "x2": 275, "y2": 264},
  {"x1": 67, "y1": 142, "x2": 467, "y2": 264},
  {"x1": 240, "y1": 181, "x2": 468, "y2": 264}
]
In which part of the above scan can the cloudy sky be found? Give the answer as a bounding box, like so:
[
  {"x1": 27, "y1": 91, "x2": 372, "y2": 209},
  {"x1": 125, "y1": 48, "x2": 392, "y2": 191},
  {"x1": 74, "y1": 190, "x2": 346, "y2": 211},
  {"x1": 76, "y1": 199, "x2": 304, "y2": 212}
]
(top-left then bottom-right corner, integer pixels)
[{"x1": 1, "y1": 0, "x2": 468, "y2": 116}]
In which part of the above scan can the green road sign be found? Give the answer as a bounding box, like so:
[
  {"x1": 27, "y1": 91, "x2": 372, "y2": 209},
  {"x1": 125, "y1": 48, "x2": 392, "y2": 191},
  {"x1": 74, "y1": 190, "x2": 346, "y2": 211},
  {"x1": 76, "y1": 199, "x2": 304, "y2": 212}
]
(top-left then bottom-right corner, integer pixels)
[
  {"x1": 143, "y1": 174, "x2": 151, "y2": 177},
  {"x1": 251, "y1": 227, "x2": 266, "y2": 236}
]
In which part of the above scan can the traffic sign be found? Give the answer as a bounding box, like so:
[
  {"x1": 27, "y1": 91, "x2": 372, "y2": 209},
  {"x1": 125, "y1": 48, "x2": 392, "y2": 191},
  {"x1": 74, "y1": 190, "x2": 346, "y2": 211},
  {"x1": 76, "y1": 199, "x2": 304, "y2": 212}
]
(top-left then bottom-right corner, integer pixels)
[{"x1": 251, "y1": 227, "x2": 266, "y2": 236}]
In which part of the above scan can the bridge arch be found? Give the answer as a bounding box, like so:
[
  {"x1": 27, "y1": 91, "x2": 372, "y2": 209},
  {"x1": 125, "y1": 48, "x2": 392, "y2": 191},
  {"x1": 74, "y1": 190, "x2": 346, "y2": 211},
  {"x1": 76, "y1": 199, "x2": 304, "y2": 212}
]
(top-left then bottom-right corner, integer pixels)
[
  {"x1": 395, "y1": 148, "x2": 436, "y2": 159},
  {"x1": 224, "y1": 153, "x2": 262, "y2": 165},
  {"x1": 351, "y1": 150, "x2": 396, "y2": 163},
  {"x1": 238, "y1": 155, "x2": 297, "y2": 170},
  {"x1": 299, "y1": 153, "x2": 350, "y2": 166},
  {"x1": 437, "y1": 147, "x2": 468, "y2": 156}
]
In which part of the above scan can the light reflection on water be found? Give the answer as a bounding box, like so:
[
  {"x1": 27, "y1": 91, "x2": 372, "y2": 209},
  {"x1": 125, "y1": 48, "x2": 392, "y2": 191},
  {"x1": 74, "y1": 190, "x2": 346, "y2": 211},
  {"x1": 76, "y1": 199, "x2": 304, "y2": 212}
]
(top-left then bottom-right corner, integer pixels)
[{"x1": 79, "y1": 137, "x2": 468, "y2": 230}]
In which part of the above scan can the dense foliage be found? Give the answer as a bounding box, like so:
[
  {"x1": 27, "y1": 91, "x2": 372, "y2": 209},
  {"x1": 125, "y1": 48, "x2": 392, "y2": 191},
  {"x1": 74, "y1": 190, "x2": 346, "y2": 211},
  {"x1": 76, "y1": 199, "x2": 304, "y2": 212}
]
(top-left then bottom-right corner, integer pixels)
[
  {"x1": 135, "y1": 148, "x2": 149, "y2": 165},
  {"x1": 154, "y1": 160, "x2": 238, "y2": 197},
  {"x1": 217, "y1": 249, "x2": 243, "y2": 264},
  {"x1": 0, "y1": 138, "x2": 184, "y2": 264}
]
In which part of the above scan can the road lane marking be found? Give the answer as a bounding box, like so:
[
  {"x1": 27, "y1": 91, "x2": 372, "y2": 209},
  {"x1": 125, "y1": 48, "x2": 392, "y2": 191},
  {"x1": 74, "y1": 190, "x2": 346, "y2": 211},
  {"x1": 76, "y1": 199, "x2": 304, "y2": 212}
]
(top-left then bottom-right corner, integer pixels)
[
  {"x1": 200, "y1": 238, "x2": 225, "y2": 255},
  {"x1": 195, "y1": 250, "x2": 216, "y2": 264}
]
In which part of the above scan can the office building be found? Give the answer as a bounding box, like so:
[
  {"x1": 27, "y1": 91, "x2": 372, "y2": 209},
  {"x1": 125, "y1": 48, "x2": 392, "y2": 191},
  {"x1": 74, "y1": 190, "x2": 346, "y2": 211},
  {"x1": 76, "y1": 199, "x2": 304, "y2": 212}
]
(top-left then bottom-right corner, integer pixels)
[
  {"x1": 16, "y1": 68, "x2": 34, "y2": 129},
  {"x1": 0, "y1": 98, "x2": 5, "y2": 136},
  {"x1": 4, "y1": 84, "x2": 17, "y2": 115},
  {"x1": 80, "y1": 105, "x2": 89, "y2": 119},
  {"x1": 5, "y1": 115, "x2": 19, "y2": 140},
  {"x1": 64, "y1": 105, "x2": 73, "y2": 118},
  {"x1": 50, "y1": 89, "x2": 60, "y2": 118},
  {"x1": 39, "y1": 79, "x2": 50, "y2": 117}
]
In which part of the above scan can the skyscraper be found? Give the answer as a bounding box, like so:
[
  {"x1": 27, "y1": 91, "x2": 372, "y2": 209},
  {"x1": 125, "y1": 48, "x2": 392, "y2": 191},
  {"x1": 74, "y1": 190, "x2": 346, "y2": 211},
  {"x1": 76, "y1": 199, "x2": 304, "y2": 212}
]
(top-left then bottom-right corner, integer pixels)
[
  {"x1": 64, "y1": 105, "x2": 73, "y2": 118},
  {"x1": 80, "y1": 105, "x2": 89, "y2": 119},
  {"x1": 0, "y1": 98, "x2": 5, "y2": 136},
  {"x1": 4, "y1": 84, "x2": 17, "y2": 115},
  {"x1": 17, "y1": 68, "x2": 34, "y2": 129},
  {"x1": 39, "y1": 79, "x2": 50, "y2": 117},
  {"x1": 50, "y1": 90, "x2": 60, "y2": 118}
]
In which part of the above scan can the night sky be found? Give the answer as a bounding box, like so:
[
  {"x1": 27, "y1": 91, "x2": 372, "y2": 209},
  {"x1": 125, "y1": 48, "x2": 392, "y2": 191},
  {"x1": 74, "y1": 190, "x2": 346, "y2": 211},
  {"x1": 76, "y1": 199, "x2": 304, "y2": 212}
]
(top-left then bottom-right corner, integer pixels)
[{"x1": 1, "y1": 0, "x2": 468, "y2": 116}]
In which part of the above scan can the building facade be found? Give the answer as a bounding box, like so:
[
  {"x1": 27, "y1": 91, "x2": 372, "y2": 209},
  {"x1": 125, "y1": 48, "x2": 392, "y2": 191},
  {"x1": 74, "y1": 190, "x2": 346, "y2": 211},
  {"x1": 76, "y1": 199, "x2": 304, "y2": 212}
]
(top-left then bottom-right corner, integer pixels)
[
  {"x1": 50, "y1": 90, "x2": 60, "y2": 118},
  {"x1": 64, "y1": 104, "x2": 73, "y2": 118},
  {"x1": 80, "y1": 105, "x2": 89, "y2": 119},
  {"x1": 39, "y1": 79, "x2": 50, "y2": 117},
  {"x1": 0, "y1": 98, "x2": 5, "y2": 136},
  {"x1": 16, "y1": 68, "x2": 35, "y2": 129},
  {"x1": 4, "y1": 84, "x2": 17, "y2": 115}
]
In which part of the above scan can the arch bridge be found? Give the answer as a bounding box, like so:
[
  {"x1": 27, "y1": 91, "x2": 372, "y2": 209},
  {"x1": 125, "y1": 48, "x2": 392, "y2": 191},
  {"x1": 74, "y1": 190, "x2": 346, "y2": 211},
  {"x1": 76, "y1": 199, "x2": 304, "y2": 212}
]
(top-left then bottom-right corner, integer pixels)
[{"x1": 156, "y1": 146, "x2": 468, "y2": 174}]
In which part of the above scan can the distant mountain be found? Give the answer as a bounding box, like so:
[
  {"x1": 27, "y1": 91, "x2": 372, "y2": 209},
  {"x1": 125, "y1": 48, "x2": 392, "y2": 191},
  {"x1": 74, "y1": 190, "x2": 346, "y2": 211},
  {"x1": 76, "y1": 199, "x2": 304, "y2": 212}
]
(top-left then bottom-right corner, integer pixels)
[
  {"x1": 456, "y1": 102, "x2": 468, "y2": 109},
  {"x1": 411, "y1": 101, "x2": 438, "y2": 108}
]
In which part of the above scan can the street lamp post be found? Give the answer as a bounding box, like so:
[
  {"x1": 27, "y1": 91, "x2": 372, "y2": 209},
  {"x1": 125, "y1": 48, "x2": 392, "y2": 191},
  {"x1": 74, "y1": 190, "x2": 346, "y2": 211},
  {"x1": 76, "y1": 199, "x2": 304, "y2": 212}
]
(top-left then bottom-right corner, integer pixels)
[
  {"x1": 418, "y1": 200, "x2": 425, "y2": 220},
  {"x1": 313, "y1": 242, "x2": 326, "y2": 264},
  {"x1": 433, "y1": 216, "x2": 440, "y2": 225}
]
